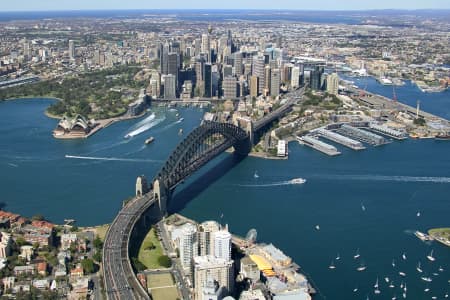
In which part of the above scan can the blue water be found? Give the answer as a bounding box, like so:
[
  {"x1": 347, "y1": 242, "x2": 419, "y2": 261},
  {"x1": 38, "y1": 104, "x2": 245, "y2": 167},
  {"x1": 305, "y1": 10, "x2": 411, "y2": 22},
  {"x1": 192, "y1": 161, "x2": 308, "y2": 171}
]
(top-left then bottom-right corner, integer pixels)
[
  {"x1": 340, "y1": 74, "x2": 450, "y2": 120},
  {"x1": 0, "y1": 92, "x2": 449, "y2": 299}
]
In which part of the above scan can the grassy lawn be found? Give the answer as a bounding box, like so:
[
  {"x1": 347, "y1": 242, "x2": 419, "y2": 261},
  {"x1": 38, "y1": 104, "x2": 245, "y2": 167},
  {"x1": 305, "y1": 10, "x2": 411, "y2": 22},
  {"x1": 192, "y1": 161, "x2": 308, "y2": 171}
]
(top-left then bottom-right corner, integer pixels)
[
  {"x1": 94, "y1": 224, "x2": 110, "y2": 241},
  {"x1": 138, "y1": 228, "x2": 164, "y2": 269},
  {"x1": 147, "y1": 273, "x2": 179, "y2": 300}
]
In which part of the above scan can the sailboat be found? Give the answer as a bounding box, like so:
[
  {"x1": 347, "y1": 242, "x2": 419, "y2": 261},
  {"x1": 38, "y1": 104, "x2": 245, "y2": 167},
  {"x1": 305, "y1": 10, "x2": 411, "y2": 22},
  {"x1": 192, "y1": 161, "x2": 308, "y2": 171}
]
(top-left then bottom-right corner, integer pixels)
[
  {"x1": 392, "y1": 296, "x2": 397, "y2": 300},
  {"x1": 253, "y1": 171, "x2": 259, "y2": 179},
  {"x1": 389, "y1": 281, "x2": 395, "y2": 288},
  {"x1": 427, "y1": 249, "x2": 435, "y2": 262},
  {"x1": 353, "y1": 287, "x2": 358, "y2": 293},
  {"x1": 416, "y1": 211, "x2": 421, "y2": 217},
  {"x1": 392, "y1": 259, "x2": 396, "y2": 268},
  {"x1": 444, "y1": 292, "x2": 448, "y2": 298},
  {"x1": 398, "y1": 271, "x2": 406, "y2": 277},
  {"x1": 329, "y1": 260, "x2": 336, "y2": 270},
  {"x1": 374, "y1": 277, "x2": 381, "y2": 294},
  {"x1": 361, "y1": 203, "x2": 366, "y2": 211},
  {"x1": 438, "y1": 266, "x2": 444, "y2": 272},
  {"x1": 421, "y1": 276, "x2": 432, "y2": 282},
  {"x1": 336, "y1": 253, "x2": 340, "y2": 260},
  {"x1": 403, "y1": 283, "x2": 407, "y2": 293},
  {"x1": 416, "y1": 261, "x2": 423, "y2": 273},
  {"x1": 315, "y1": 225, "x2": 320, "y2": 230},
  {"x1": 357, "y1": 262, "x2": 367, "y2": 272},
  {"x1": 384, "y1": 277, "x2": 390, "y2": 283},
  {"x1": 354, "y1": 248, "x2": 361, "y2": 259},
  {"x1": 402, "y1": 252, "x2": 407, "y2": 260}
]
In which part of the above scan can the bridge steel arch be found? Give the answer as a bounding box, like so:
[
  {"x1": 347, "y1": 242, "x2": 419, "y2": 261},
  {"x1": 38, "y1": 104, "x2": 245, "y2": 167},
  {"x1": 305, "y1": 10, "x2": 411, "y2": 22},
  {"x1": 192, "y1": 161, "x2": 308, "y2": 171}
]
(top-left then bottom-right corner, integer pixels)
[{"x1": 153, "y1": 121, "x2": 250, "y2": 214}]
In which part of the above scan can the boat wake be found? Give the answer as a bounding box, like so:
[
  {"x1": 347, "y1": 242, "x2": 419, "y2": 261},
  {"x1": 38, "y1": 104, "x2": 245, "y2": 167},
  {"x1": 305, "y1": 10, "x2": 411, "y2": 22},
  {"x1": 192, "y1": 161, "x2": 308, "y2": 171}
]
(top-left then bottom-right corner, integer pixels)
[
  {"x1": 237, "y1": 178, "x2": 306, "y2": 187},
  {"x1": 124, "y1": 115, "x2": 165, "y2": 138},
  {"x1": 7, "y1": 163, "x2": 18, "y2": 168},
  {"x1": 320, "y1": 174, "x2": 450, "y2": 184},
  {"x1": 130, "y1": 113, "x2": 155, "y2": 130},
  {"x1": 65, "y1": 155, "x2": 162, "y2": 163},
  {"x1": 152, "y1": 118, "x2": 183, "y2": 134}
]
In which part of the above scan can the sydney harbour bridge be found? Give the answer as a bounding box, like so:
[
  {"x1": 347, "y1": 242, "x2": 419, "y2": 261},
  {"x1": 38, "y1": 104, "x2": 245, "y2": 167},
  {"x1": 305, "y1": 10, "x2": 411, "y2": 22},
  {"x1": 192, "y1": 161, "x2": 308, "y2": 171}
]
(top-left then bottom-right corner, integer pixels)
[{"x1": 103, "y1": 87, "x2": 305, "y2": 300}]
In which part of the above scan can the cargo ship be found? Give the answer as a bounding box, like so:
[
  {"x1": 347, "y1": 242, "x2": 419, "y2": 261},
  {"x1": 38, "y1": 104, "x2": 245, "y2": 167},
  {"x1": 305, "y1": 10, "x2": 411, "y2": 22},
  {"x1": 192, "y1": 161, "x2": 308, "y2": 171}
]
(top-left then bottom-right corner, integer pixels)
[{"x1": 144, "y1": 136, "x2": 155, "y2": 144}]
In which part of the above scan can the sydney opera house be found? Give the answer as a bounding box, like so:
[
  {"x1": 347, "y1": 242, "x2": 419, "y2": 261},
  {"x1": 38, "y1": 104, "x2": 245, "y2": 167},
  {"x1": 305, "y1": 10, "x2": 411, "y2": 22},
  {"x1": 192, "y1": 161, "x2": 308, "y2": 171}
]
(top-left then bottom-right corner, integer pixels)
[{"x1": 53, "y1": 115, "x2": 96, "y2": 138}]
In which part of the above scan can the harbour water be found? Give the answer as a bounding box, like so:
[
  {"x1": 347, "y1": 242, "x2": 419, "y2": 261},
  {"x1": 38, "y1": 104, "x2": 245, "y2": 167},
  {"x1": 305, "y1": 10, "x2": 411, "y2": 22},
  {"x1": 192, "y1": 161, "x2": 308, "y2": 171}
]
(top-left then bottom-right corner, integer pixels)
[{"x1": 0, "y1": 90, "x2": 449, "y2": 299}]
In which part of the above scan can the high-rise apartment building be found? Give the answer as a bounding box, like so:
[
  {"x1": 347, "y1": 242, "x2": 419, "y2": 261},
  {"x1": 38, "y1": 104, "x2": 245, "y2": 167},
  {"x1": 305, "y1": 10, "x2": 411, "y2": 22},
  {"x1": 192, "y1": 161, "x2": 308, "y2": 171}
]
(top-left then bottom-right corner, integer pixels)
[
  {"x1": 179, "y1": 223, "x2": 197, "y2": 274},
  {"x1": 326, "y1": 73, "x2": 339, "y2": 95},
  {"x1": 222, "y1": 76, "x2": 237, "y2": 99},
  {"x1": 214, "y1": 229, "x2": 231, "y2": 261},
  {"x1": 69, "y1": 40, "x2": 75, "y2": 60},
  {"x1": 270, "y1": 68, "x2": 280, "y2": 97},
  {"x1": 194, "y1": 256, "x2": 233, "y2": 300},
  {"x1": 198, "y1": 221, "x2": 220, "y2": 257},
  {"x1": 163, "y1": 74, "x2": 176, "y2": 100}
]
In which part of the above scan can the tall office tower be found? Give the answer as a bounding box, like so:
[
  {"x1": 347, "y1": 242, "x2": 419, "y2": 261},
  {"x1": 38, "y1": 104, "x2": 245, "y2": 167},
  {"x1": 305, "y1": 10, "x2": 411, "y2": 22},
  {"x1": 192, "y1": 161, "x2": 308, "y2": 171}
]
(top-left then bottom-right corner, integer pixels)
[
  {"x1": 244, "y1": 63, "x2": 252, "y2": 78},
  {"x1": 198, "y1": 221, "x2": 220, "y2": 256},
  {"x1": 227, "y1": 29, "x2": 233, "y2": 50},
  {"x1": 276, "y1": 35, "x2": 283, "y2": 48},
  {"x1": 204, "y1": 63, "x2": 212, "y2": 98},
  {"x1": 222, "y1": 76, "x2": 237, "y2": 99},
  {"x1": 23, "y1": 41, "x2": 31, "y2": 60},
  {"x1": 167, "y1": 52, "x2": 180, "y2": 89},
  {"x1": 291, "y1": 66, "x2": 300, "y2": 88},
  {"x1": 214, "y1": 228, "x2": 231, "y2": 261},
  {"x1": 149, "y1": 71, "x2": 161, "y2": 97},
  {"x1": 252, "y1": 55, "x2": 265, "y2": 95},
  {"x1": 179, "y1": 223, "x2": 197, "y2": 274},
  {"x1": 233, "y1": 52, "x2": 243, "y2": 77},
  {"x1": 310, "y1": 66, "x2": 324, "y2": 91},
  {"x1": 195, "y1": 58, "x2": 205, "y2": 82},
  {"x1": 201, "y1": 33, "x2": 211, "y2": 61},
  {"x1": 281, "y1": 63, "x2": 293, "y2": 85},
  {"x1": 194, "y1": 256, "x2": 234, "y2": 300},
  {"x1": 264, "y1": 65, "x2": 272, "y2": 93},
  {"x1": 160, "y1": 41, "x2": 170, "y2": 75},
  {"x1": 69, "y1": 40, "x2": 75, "y2": 60},
  {"x1": 163, "y1": 74, "x2": 176, "y2": 100},
  {"x1": 270, "y1": 68, "x2": 281, "y2": 97},
  {"x1": 222, "y1": 65, "x2": 233, "y2": 78},
  {"x1": 326, "y1": 73, "x2": 340, "y2": 96},
  {"x1": 250, "y1": 75, "x2": 259, "y2": 98},
  {"x1": 194, "y1": 38, "x2": 202, "y2": 56}
]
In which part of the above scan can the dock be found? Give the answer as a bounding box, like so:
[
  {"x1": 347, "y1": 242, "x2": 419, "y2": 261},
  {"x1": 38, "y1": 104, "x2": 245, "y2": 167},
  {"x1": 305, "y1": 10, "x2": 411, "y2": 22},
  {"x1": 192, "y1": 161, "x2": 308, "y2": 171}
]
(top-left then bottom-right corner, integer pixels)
[
  {"x1": 336, "y1": 124, "x2": 388, "y2": 146},
  {"x1": 315, "y1": 128, "x2": 366, "y2": 150},
  {"x1": 368, "y1": 123, "x2": 408, "y2": 140},
  {"x1": 297, "y1": 135, "x2": 341, "y2": 156}
]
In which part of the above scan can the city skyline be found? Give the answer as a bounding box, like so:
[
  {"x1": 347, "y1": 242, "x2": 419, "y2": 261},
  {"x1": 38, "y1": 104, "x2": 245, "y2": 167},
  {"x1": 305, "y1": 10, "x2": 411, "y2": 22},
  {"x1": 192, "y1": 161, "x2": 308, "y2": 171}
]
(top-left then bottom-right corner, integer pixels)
[{"x1": 2, "y1": 0, "x2": 450, "y2": 11}]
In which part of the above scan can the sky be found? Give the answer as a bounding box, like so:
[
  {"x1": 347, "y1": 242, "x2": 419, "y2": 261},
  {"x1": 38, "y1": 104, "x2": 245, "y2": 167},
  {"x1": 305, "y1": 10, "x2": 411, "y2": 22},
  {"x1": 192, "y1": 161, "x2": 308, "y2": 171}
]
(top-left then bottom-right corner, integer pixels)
[{"x1": 2, "y1": 0, "x2": 450, "y2": 11}]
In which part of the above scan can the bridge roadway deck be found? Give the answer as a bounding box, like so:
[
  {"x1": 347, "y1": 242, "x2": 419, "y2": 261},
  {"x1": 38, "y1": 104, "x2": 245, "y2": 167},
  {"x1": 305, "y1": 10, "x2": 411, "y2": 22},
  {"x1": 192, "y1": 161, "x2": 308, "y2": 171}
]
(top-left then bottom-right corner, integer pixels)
[
  {"x1": 102, "y1": 87, "x2": 307, "y2": 300},
  {"x1": 103, "y1": 193, "x2": 156, "y2": 300}
]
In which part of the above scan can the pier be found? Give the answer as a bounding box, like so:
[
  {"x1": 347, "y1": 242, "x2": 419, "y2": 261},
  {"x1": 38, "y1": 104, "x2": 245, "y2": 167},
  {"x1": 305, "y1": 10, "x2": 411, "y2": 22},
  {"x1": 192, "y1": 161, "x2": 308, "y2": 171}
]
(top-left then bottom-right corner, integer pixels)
[
  {"x1": 297, "y1": 135, "x2": 341, "y2": 156},
  {"x1": 368, "y1": 123, "x2": 408, "y2": 140},
  {"x1": 315, "y1": 128, "x2": 366, "y2": 150},
  {"x1": 336, "y1": 124, "x2": 388, "y2": 146}
]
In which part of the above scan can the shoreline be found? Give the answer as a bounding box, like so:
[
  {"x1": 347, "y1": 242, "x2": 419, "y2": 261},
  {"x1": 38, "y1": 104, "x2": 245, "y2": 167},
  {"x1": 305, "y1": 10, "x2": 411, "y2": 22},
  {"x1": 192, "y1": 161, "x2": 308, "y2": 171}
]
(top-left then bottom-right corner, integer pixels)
[{"x1": 1, "y1": 96, "x2": 149, "y2": 139}]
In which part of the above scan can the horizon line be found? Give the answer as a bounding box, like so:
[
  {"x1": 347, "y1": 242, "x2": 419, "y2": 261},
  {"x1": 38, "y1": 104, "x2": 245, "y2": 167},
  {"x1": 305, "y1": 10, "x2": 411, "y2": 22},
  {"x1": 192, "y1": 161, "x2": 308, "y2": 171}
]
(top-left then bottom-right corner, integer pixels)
[{"x1": 1, "y1": 8, "x2": 450, "y2": 13}]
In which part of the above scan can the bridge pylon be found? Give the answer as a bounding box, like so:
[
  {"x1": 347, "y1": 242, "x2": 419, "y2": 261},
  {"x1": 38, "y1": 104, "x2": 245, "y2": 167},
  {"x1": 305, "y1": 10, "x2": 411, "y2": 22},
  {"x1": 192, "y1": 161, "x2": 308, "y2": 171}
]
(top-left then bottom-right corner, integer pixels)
[{"x1": 153, "y1": 178, "x2": 169, "y2": 217}]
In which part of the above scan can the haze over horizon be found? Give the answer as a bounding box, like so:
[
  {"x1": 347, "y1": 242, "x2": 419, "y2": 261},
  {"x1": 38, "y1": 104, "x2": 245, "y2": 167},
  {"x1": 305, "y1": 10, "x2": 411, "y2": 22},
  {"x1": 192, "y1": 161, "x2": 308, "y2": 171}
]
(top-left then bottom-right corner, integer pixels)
[{"x1": 2, "y1": 0, "x2": 450, "y2": 12}]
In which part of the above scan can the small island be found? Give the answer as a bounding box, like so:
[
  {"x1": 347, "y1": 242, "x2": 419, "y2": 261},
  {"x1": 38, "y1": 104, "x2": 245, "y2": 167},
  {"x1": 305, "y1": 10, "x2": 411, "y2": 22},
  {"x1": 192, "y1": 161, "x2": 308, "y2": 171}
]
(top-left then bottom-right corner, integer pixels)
[{"x1": 428, "y1": 228, "x2": 450, "y2": 247}]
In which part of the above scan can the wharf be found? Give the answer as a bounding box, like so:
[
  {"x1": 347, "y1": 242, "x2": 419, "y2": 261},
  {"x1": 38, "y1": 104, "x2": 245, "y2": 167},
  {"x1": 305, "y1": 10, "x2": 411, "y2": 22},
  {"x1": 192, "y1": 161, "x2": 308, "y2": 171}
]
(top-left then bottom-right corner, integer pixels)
[
  {"x1": 368, "y1": 123, "x2": 408, "y2": 140},
  {"x1": 336, "y1": 124, "x2": 389, "y2": 146},
  {"x1": 297, "y1": 135, "x2": 341, "y2": 156},
  {"x1": 315, "y1": 128, "x2": 366, "y2": 150}
]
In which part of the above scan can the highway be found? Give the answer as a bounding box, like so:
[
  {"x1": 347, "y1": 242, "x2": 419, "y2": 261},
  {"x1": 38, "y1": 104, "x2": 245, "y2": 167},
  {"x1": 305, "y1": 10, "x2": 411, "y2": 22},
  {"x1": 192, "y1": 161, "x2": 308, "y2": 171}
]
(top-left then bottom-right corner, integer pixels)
[
  {"x1": 103, "y1": 194, "x2": 156, "y2": 300},
  {"x1": 102, "y1": 87, "x2": 306, "y2": 300}
]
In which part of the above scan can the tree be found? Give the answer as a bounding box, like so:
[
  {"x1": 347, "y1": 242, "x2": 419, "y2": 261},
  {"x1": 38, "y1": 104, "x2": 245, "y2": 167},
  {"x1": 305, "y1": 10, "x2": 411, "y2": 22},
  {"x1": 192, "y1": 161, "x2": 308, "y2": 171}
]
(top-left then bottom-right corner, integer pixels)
[
  {"x1": 157, "y1": 255, "x2": 172, "y2": 268},
  {"x1": 81, "y1": 258, "x2": 96, "y2": 274},
  {"x1": 93, "y1": 250, "x2": 102, "y2": 262},
  {"x1": 31, "y1": 214, "x2": 45, "y2": 221},
  {"x1": 145, "y1": 242, "x2": 155, "y2": 251},
  {"x1": 93, "y1": 236, "x2": 103, "y2": 250}
]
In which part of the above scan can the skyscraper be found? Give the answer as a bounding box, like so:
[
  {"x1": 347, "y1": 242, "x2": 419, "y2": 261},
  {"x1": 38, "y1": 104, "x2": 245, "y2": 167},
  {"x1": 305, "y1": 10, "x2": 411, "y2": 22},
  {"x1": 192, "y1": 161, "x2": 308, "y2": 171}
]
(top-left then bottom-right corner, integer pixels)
[
  {"x1": 69, "y1": 40, "x2": 75, "y2": 60},
  {"x1": 160, "y1": 41, "x2": 170, "y2": 75},
  {"x1": 326, "y1": 73, "x2": 339, "y2": 95},
  {"x1": 252, "y1": 55, "x2": 265, "y2": 95},
  {"x1": 201, "y1": 33, "x2": 211, "y2": 62},
  {"x1": 194, "y1": 256, "x2": 234, "y2": 300},
  {"x1": 204, "y1": 63, "x2": 212, "y2": 98},
  {"x1": 163, "y1": 74, "x2": 176, "y2": 100},
  {"x1": 179, "y1": 223, "x2": 197, "y2": 275},
  {"x1": 222, "y1": 76, "x2": 237, "y2": 99},
  {"x1": 310, "y1": 66, "x2": 324, "y2": 91},
  {"x1": 198, "y1": 221, "x2": 220, "y2": 257},
  {"x1": 233, "y1": 52, "x2": 243, "y2": 77},
  {"x1": 250, "y1": 75, "x2": 259, "y2": 98},
  {"x1": 167, "y1": 52, "x2": 180, "y2": 89},
  {"x1": 291, "y1": 66, "x2": 300, "y2": 88},
  {"x1": 270, "y1": 68, "x2": 280, "y2": 97},
  {"x1": 214, "y1": 229, "x2": 232, "y2": 261}
]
